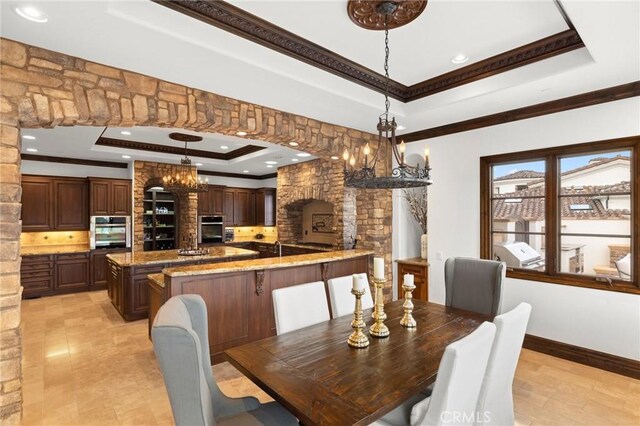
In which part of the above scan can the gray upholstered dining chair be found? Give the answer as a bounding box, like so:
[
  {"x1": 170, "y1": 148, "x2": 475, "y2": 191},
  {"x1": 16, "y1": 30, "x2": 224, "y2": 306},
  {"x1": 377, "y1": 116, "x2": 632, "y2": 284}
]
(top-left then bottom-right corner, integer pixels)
[
  {"x1": 444, "y1": 257, "x2": 505, "y2": 317},
  {"x1": 152, "y1": 294, "x2": 298, "y2": 426}
]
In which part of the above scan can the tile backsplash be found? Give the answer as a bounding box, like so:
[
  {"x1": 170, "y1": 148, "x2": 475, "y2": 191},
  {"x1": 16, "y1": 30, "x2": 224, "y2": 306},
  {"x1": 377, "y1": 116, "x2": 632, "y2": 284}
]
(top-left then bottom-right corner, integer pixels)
[
  {"x1": 21, "y1": 231, "x2": 89, "y2": 247},
  {"x1": 231, "y1": 226, "x2": 277, "y2": 241}
]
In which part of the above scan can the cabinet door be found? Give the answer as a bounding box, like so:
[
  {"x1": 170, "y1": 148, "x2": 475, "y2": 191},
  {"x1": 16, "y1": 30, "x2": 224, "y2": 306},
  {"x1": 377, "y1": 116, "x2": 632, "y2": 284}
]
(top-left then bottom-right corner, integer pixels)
[
  {"x1": 212, "y1": 187, "x2": 225, "y2": 216},
  {"x1": 264, "y1": 189, "x2": 276, "y2": 226},
  {"x1": 54, "y1": 179, "x2": 88, "y2": 230},
  {"x1": 398, "y1": 262, "x2": 429, "y2": 301},
  {"x1": 21, "y1": 177, "x2": 53, "y2": 231},
  {"x1": 255, "y1": 190, "x2": 266, "y2": 226},
  {"x1": 111, "y1": 181, "x2": 131, "y2": 215},
  {"x1": 131, "y1": 277, "x2": 150, "y2": 316},
  {"x1": 91, "y1": 251, "x2": 108, "y2": 289},
  {"x1": 224, "y1": 190, "x2": 235, "y2": 226},
  {"x1": 56, "y1": 260, "x2": 89, "y2": 291},
  {"x1": 198, "y1": 187, "x2": 212, "y2": 215},
  {"x1": 234, "y1": 189, "x2": 255, "y2": 226},
  {"x1": 90, "y1": 180, "x2": 110, "y2": 216}
]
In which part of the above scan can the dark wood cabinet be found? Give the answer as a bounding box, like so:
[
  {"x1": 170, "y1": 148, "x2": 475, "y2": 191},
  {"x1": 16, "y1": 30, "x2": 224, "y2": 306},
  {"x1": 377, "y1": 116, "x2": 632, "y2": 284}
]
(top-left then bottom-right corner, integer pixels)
[
  {"x1": 55, "y1": 252, "x2": 90, "y2": 292},
  {"x1": 396, "y1": 258, "x2": 429, "y2": 301},
  {"x1": 22, "y1": 252, "x2": 93, "y2": 298},
  {"x1": 91, "y1": 248, "x2": 129, "y2": 290},
  {"x1": 89, "y1": 178, "x2": 132, "y2": 216},
  {"x1": 21, "y1": 176, "x2": 53, "y2": 231},
  {"x1": 256, "y1": 188, "x2": 276, "y2": 226},
  {"x1": 21, "y1": 255, "x2": 54, "y2": 297},
  {"x1": 233, "y1": 189, "x2": 255, "y2": 226},
  {"x1": 198, "y1": 186, "x2": 226, "y2": 216},
  {"x1": 54, "y1": 178, "x2": 88, "y2": 230},
  {"x1": 224, "y1": 190, "x2": 235, "y2": 226}
]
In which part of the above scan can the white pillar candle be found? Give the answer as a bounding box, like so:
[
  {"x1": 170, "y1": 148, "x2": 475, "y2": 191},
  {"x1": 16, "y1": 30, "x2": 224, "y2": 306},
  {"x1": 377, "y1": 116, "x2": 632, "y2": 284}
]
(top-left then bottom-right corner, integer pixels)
[
  {"x1": 404, "y1": 273, "x2": 414, "y2": 286},
  {"x1": 352, "y1": 274, "x2": 365, "y2": 292},
  {"x1": 373, "y1": 257, "x2": 385, "y2": 280}
]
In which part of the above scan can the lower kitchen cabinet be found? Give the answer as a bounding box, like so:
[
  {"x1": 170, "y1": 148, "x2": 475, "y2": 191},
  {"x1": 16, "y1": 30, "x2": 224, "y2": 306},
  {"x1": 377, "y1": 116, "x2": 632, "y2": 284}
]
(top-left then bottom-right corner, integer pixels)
[
  {"x1": 396, "y1": 257, "x2": 429, "y2": 301},
  {"x1": 91, "y1": 248, "x2": 130, "y2": 290},
  {"x1": 21, "y1": 252, "x2": 91, "y2": 298}
]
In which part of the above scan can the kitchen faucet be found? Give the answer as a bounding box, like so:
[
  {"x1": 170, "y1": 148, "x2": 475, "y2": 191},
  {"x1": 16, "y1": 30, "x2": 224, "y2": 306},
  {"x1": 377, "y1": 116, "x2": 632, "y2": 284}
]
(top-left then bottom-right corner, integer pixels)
[{"x1": 274, "y1": 240, "x2": 282, "y2": 257}]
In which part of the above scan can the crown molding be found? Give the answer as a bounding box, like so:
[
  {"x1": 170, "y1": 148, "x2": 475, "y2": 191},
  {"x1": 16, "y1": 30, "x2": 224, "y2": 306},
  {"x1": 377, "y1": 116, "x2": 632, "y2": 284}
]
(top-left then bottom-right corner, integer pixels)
[
  {"x1": 21, "y1": 154, "x2": 129, "y2": 169},
  {"x1": 198, "y1": 170, "x2": 277, "y2": 180}
]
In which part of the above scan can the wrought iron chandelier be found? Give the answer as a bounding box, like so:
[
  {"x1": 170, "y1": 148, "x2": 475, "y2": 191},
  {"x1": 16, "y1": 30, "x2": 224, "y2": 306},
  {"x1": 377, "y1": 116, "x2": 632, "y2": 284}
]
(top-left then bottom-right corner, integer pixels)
[
  {"x1": 344, "y1": 1, "x2": 432, "y2": 189},
  {"x1": 162, "y1": 135, "x2": 208, "y2": 194}
]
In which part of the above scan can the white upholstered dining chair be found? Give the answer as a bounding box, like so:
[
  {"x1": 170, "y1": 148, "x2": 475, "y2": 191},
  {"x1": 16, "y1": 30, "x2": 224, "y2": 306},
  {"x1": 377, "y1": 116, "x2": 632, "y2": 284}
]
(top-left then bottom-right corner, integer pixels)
[
  {"x1": 476, "y1": 302, "x2": 532, "y2": 426},
  {"x1": 152, "y1": 294, "x2": 297, "y2": 426},
  {"x1": 374, "y1": 321, "x2": 497, "y2": 426},
  {"x1": 327, "y1": 273, "x2": 374, "y2": 318},
  {"x1": 272, "y1": 281, "x2": 330, "y2": 335}
]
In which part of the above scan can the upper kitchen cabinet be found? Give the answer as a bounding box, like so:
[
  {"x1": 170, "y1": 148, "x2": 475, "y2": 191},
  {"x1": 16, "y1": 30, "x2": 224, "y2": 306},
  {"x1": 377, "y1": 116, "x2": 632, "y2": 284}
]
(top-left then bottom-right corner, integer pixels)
[
  {"x1": 89, "y1": 178, "x2": 132, "y2": 216},
  {"x1": 233, "y1": 188, "x2": 255, "y2": 226},
  {"x1": 22, "y1": 176, "x2": 53, "y2": 231},
  {"x1": 197, "y1": 186, "x2": 225, "y2": 216},
  {"x1": 256, "y1": 188, "x2": 276, "y2": 226},
  {"x1": 22, "y1": 175, "x2": 88, "y2": 231},
  {"x1": 224, "y1": 189, "x2": 235, "y2": 226}
]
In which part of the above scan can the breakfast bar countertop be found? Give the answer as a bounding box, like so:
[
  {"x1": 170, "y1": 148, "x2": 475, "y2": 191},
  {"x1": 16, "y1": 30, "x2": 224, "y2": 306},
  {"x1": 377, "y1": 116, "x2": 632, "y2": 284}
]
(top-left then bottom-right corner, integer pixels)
[
  {"x1": 163, "y1": 249, "x2": 374, "y2": 277},
  {"x1": 107, "y1": 246, "x2": 257, "y2": 267}
]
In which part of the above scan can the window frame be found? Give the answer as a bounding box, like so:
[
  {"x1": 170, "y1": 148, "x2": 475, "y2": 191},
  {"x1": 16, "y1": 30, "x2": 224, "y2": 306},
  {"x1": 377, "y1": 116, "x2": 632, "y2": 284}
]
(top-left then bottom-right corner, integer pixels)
[{"x1": 480, "y1": 136, "x2": 639, "y2": 294}]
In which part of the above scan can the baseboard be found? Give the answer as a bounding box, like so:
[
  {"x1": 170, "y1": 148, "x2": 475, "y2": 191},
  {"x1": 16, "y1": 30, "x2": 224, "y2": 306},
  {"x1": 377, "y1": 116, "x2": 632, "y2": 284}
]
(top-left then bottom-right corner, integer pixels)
[{"x1": 523, "y1": 334, "x2": 640, "y2": 380}]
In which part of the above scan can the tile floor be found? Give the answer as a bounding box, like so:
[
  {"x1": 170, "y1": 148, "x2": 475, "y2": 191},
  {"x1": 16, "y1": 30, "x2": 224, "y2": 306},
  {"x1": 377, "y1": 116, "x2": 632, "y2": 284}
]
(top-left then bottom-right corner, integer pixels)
[{"x1": 20, "y1": 291, "x2": 640, "y2": 425}]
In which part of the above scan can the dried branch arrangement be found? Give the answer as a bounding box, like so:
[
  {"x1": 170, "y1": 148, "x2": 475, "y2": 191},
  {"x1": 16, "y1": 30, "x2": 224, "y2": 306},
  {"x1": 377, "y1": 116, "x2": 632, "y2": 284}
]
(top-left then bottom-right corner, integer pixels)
[{"x1": 403, "y1": 186, "x2": 428, "y2": 234}]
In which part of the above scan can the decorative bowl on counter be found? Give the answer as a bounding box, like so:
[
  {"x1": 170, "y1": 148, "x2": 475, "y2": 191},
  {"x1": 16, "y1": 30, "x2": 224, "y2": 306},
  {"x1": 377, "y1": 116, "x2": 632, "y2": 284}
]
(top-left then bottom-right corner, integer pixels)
[{"x1": 177, "y1": 248, "x2": 210, "y2": 256}]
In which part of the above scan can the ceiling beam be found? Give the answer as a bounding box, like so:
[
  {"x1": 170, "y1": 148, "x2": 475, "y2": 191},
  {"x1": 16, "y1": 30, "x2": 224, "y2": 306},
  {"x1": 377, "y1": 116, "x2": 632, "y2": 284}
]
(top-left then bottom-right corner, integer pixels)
[
  {"x1": 198, "y1": 170, "x2": 277, "y2": 180},
  {"x1": 401, "y1": 81, "x2": 640, "y2": 142},
  {"x1": 21, "y1": 154, "x2": 129, "y2": 169}
]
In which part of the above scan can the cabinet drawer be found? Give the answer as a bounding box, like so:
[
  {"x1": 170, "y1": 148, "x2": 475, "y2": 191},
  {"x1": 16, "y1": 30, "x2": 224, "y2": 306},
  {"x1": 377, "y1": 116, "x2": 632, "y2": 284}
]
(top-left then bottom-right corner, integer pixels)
[
  {"x1": 22, "y1": 254, "x2": 54, "y2": 263},
  {"x1": 22, "y1": 277, "x2": 54, "y2": 294},
  {"x1": 21, "y1": 261, "x2": 54, "y2": 272},
  {"x1": 57, "y1": 252, "x2": 89, "y2": 261},
  {"x1": 21, "y1": 269, "x2": 53, "y2": 279},
  {"x1": 398, "y1": 264, "x2": 426, "y2": 277},
  {"x1": 132, "y1": 264, "x2": 166, "y2": 275}
]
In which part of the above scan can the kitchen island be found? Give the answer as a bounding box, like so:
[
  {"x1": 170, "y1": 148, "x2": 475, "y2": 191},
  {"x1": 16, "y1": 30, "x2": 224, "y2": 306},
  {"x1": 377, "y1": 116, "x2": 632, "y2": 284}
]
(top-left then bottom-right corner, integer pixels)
[
  {"x1": 148, "y1": 249, "x2": 373, "y2": 362},
  {"x1": 107, "y1": 246, "x2": 257, "y2": 321}
]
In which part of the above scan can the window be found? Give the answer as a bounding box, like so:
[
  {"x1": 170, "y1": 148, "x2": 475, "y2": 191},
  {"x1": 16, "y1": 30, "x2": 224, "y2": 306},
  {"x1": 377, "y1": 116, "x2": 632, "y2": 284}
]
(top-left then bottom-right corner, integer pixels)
[{"x1": 480, "y1": 136, "x2": 639, "y2": 294}]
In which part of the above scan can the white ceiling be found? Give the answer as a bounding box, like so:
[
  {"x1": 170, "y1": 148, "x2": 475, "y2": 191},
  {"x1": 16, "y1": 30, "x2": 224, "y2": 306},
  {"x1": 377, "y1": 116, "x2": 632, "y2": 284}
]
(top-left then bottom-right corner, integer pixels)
[
  {"x1": 1, "y1": 0, "x2": 639, "y2": 140},
  {"x1": 20, "y1": 126, "x2": 317, "y2": 175}
]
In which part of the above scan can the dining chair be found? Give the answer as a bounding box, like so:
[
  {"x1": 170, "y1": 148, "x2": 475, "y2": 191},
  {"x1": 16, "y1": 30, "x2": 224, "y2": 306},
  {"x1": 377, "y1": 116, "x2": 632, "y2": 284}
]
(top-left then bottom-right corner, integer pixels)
[
  {"x1": 476, "y1": 302, "x2": 532, "y2": 426},
  {"x1": 327, "y1": 273, "x2": 374, "y2": 318},
  {"x1": 272, "y1": 281, "x2": 330, "y2": 335},
  {"x1": 445, "y1": 257, "x2": 505, "y2": 317},
  {"x1": 374, "y1": 321, "x2": 497, "y2": 426},
  {"x1": 152, "y1": 294, "x2": 297, "y2": 426}
]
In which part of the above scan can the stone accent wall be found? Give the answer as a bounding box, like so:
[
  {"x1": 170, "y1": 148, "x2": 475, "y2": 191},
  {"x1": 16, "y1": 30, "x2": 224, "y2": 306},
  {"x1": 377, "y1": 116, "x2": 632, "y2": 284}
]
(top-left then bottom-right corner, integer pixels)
[
  {"x1": 133, "y1": 161, "x2": 197, "y2": 252},
  {"x1": 0, "y1": 37, "x2": 393, "y2": 422}
]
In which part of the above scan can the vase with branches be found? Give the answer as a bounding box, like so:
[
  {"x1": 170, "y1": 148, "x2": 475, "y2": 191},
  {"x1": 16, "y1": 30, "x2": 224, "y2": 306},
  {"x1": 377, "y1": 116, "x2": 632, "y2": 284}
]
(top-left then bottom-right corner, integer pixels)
[{"x1": 404, "y1": 186, "x2": 428, "y2": 259}]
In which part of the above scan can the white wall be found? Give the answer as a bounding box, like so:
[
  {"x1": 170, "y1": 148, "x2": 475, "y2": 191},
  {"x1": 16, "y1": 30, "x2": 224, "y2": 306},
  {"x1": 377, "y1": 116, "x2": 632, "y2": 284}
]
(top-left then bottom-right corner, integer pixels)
[{"x1": 396, "y1": 97, "x2": 640, "y2": 360}]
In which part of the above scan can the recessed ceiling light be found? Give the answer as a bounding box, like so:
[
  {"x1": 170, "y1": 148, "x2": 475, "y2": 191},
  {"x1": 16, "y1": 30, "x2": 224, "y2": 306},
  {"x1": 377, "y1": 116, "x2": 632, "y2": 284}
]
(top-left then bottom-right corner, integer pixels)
[
  {"x1": 289, "y1": 142, "x2": 299, "y2": 147},
  {"x1": 195, "y1": 163, "x2": 203, "y2": 166},
  {"x1": 14, "y1": 6, "x2": 48, "y2": 23},
  {"x1": 236, "y1": 131, "x2": 247, "y2": 136},
  {"x1": 265, "y1": 161, "x2": 278, "y2": 165},
  {"x1": 291, "y1": 158, "x2": 299, "y2": 162},
  {"x1": 296, "y1": 153, "x2": 311, "y2": 157},
  {"x1": 122, "y1": 155, "x2": 131, "y2": 159},
  {"x1": 26, "y1": 148, "x2": 38, "y2": 153},
  {"x1": 331, "y1": 156, "x2": 339, "y2": 160},
  {"x1": 22, "y1": 135, "x2": 36, "y2": 140},
  {"x1": 266, "y1": 165, "x2": 274, "y2": 168},
  {"x1": 396, "y1": 125, "x2": 406, "y2": 131},
  {"x1": 451, "y1": 54, "x2": 469, "y2": 64},
  {"x1": 220, "y1": 145, "x2": 229, "y2": 150},
  {"x1": 120, "y1": 131, "x2": 131, "y2": 136},
  {"x1": 243, "y1": 170, "x2": 249, "y2": 173}
]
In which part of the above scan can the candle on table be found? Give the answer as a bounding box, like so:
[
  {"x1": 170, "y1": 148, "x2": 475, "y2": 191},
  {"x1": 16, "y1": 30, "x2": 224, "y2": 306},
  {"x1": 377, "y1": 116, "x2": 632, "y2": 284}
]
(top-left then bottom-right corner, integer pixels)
[
  {"x1": 373, "y1": 257, "x2": 385, "y2": 280},
  {"x1": 352, "y1": 274, "x2": 365, "y2": 292},
  {"x1": 404, "y1": 273, "x2": 414, "y2": 286}
]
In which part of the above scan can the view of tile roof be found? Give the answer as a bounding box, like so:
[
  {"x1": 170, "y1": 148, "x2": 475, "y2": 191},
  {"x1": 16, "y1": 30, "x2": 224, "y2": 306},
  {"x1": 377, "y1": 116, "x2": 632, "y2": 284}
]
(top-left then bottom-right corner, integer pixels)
[
  {"x1": 493, "y1": 182, "x2": 631, "y2": 220},
  {"x1": 493, "y1": 170, "x2": 545, "y2": 181}
]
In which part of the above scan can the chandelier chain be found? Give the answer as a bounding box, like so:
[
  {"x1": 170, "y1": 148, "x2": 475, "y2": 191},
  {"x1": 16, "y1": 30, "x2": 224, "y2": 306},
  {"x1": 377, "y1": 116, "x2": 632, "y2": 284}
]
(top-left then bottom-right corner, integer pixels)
[{"x1": 383, "y1": 14, "x2": 390, "y2": 119}]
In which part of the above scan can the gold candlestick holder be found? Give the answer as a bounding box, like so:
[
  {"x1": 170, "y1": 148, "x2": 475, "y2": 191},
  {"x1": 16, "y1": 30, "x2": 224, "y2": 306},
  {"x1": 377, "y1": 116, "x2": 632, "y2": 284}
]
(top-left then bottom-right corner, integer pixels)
[
  {"x1": 369, "y1": 277, "x2": 389, "y2": 338},
  {"x1": 400, "y1": 281, "x2": 417, "y2": 328},
  {"x1": 348, "y1": 288, "x2": 370, "y2": 348}
]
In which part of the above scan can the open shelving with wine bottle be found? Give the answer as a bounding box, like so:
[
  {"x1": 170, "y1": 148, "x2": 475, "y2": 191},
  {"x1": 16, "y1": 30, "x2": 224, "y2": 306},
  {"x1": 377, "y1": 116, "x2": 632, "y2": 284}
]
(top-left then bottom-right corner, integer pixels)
[{"x1": 143, "y1": 187, "x2": 179, "y2": 251}]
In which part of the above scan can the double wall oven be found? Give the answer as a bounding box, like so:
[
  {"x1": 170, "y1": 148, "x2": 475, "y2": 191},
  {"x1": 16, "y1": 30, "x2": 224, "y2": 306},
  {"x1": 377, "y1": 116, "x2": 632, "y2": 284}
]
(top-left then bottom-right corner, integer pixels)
[
  {"x1": 198, "y1": 215, "x2": 224, "y2": 244},
  {"x1": 90, "y1": 216, "x2": 131, "y2": 249}
]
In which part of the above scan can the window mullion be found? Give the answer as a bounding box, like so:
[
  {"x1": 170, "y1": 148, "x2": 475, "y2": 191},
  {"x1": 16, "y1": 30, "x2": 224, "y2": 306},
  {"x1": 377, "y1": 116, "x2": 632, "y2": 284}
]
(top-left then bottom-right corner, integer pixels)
[{"x1": 545, "y1": 154, "x2": 558, "y2": 276}]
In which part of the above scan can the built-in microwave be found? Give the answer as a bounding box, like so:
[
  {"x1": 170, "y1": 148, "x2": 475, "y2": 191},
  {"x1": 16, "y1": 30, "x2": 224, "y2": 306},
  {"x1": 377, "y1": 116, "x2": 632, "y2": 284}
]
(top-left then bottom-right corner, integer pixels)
[
  {"x1": 90, "y1": 216, "x2": 131, "y2": 249},
  {"x1": 198, "y1": 216, "x2": 224, "y2": 244}
]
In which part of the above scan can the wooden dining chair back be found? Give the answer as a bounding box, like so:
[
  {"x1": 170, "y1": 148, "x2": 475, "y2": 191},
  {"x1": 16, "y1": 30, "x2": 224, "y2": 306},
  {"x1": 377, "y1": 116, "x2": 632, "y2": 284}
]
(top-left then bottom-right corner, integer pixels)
[
  {"x1": 272, "y1": 281, "x2": 330, "y2": 335},
  {"x1": 152, "y1": 294, "x2": 297, "y2": 425},
  {"x1": 444, "y1": 257, "x2": 505, "y2": 316},
  {"x1": 327, "y1": 273, "x2": 374, "y2": 318},
  {"x1": 409, "y1": 322, "x2": 497, "y2": 426},
  {"x1": 476, "y1": 303, "x2": 532, "y2": 426}
]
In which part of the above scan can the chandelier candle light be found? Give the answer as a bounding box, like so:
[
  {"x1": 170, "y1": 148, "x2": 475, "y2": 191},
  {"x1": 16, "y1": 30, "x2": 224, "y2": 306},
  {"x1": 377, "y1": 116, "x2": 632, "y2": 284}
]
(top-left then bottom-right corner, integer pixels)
[
  {"x1": 348, "y1": 274, "x2": 370, "y2": 348},
  {"x1": 343, "y1": 1, "x2": 432, "y2": 189},
  {"x1": 370, "y1": 257, "x2": 390, "y2": 338}
]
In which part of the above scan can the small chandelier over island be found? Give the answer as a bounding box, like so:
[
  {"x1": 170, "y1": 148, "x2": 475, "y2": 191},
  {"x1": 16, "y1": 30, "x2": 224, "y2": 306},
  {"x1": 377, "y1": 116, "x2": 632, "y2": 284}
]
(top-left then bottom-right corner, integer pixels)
[
  {"x1": 162, "y1": 132, "x2": 209, "y2": 194},
  {"x1": 343, "y1": 1, "x2": 432, "y2": 189}
]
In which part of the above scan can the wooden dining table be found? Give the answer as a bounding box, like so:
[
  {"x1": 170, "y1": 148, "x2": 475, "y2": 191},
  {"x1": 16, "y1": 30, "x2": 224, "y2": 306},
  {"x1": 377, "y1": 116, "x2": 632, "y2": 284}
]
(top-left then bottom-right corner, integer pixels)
[{"x1": 224, "y1": 300, "x2": 488, "y2": 426}]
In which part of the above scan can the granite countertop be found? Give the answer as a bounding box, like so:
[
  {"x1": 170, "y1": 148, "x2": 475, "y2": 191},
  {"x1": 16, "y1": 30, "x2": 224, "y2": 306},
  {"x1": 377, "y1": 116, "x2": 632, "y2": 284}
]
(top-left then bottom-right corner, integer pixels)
[
  {"x1": 164, "y1": 249, "x2": 374, "y2": 277},
  {"x1": 107, "y1": 246, "x2": 258, "y2": 267},
  {"x1": 396, "y1": 257, "x2": 430, "y2": 267},
  {"x1": 148, "y1": 273, "x2": 165, "y2": 288},
  {"x1": 21, "y1": 244, "x2": 91, "y2": 256},
  {"x1": 226, "y1": 240, "x2": 335, "y2": 252}
]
